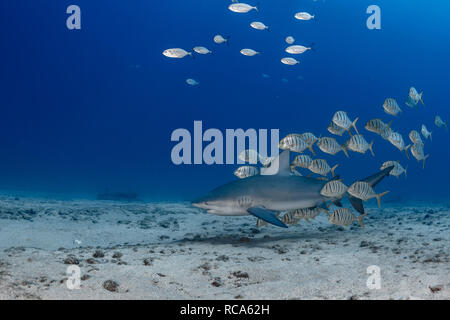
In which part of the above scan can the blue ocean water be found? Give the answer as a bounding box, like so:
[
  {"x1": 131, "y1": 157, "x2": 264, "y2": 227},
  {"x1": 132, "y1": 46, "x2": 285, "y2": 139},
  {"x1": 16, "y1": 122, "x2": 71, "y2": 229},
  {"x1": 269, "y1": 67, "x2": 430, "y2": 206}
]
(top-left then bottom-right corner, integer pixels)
[{"x1": 0, "y1": 0, "x2": 449, "y2": 202}]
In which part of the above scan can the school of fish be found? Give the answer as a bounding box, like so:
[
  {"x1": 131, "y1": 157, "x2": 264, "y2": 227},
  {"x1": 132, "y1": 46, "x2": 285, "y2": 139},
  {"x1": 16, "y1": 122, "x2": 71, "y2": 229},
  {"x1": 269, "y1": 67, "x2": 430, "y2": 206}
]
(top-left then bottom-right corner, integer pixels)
[{"x1": 162, "y1": 2, "x2": 447, "y2": 229}]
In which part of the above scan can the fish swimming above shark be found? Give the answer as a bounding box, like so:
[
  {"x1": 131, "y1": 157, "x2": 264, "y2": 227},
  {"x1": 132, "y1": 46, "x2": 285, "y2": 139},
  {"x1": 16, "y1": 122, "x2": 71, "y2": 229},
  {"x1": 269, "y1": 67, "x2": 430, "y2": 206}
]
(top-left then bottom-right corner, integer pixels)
[{"x1": 192, "y1": 150, "x2": 393, "y2": 228}]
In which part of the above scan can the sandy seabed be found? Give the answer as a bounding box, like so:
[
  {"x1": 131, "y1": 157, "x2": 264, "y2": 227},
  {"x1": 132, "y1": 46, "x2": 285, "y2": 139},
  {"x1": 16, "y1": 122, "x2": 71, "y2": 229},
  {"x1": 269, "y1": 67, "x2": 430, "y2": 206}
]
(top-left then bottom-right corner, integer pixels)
[{"x1": 0, "y1": 194, "x2": 449, "y2": 300}]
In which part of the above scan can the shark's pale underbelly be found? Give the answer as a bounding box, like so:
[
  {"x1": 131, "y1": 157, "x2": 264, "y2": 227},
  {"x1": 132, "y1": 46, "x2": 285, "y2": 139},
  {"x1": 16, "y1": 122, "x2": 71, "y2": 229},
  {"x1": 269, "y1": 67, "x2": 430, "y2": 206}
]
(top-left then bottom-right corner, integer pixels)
[{"x1": 264, "y1": 199, "x2": 320, "y2": 211}]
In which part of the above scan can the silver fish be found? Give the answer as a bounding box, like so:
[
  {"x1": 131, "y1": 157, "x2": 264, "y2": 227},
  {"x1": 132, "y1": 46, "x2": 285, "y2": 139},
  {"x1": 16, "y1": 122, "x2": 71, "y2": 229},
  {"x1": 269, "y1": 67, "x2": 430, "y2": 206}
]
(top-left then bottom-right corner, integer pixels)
[
  {"x1": 214, "y1": 35, "x2": 229, "y2": 44},
  {"x1": 320, "y1": 180, "x2": 348, "y2": 198},
  {"x1": 281, "y1": 57, "x2": 299, "y2": 65},
  {"x1": 291, "y1": 207, "x2": 324, "y2": 222},
  {"x1": 383, "y1": 98, "x2": 402, "y2": 116},
  {"x1": 332, "y1": 111, "x2": 359, "y2": 135},
  {"x1": 410, "y1": 143, "x2": 430, "y2": 169},
  {"x1": 250, "y1": 21, "x2": 269, "y2": 30},
  {"x1": 328, "y1": 208, "x2": 368, "y2": 228},
  {"x1": 193, "y1": 46, "x2": 212, "y2": 55},
  {"x1": 435, "y1": 115, "x2": 447, "y2": 130},
  {"x1": 281, "y1": 211, "x2": 299, "y2": 225},
  {"x1": 365, "y1": 119, "x2": 392, "y2": 140},
  {"x1": 380, "y1": 161, "x2": 407, "y2": 178},
  {"x1": 292, "y1": 154, "x2": 313, "y2": 169},
  {"x1": 285, "y1": 45, "x2": 313, "y2": 54},
  {"x1": 379, "y1": 124, "x2": 393, "y2": 140},
  {"x1": 186, "y1": 78, "x2": 199, "y2": 86},
  {"x1": 279, "y1": 134, "x2": 311, "y2": 153},
  {"x1": 234, "y1": 166, "x2": 259, "y2": 179},
  {"x1": 163, "y1": 48, "x2": 192, "y2": 58},
  {"x1": 345, "y1": 134, "x2": 374, "y2": 156},
  {"x1": 294, "y1": 12, "x2": 315, "y2": 20},
  {"x1": 406, "y1": 87, "x2": 424, "y2": 107},
  {"x1": 300, "y1": 132, "x2": 318, "y2": 147},
  {"x1": 421, "y1": 124, "x2": 432, "y2": 141},
  {"x1": 317, "y1": 137, "x2": 349, "y2": 158},
  {"x1": 347, "y1": 181, "x2": 389, "y2": 208},
  {"x1": 388, "y1": 131, "x2": 411, "y2": 158},
  {"x1": 240, "y1": 48, "x2": 260, "y2": 56},
  {"x1": 285, "y1": 36, "x2": 295, "y2": 44},
  {"x1": 409, "y1": 130, "x2": 423, "y2": 145},
  {"x1": 229, "y1": 3, "x2": 258, "y2": 13},
  {"x1": 309, "y1": 159, "x2": 338, "y2": 177},
  {"x1": 328, "y1": 121, "x2": 346, "y2": 136}
]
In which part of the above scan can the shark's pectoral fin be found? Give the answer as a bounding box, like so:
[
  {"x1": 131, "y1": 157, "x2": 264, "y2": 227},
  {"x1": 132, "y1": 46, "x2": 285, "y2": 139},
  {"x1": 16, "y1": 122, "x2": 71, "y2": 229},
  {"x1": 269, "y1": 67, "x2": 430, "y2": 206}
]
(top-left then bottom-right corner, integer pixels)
[
  {"x1": 349, "y1": 196, "x2": 365, "y2": 214},
  {"x1": 247, "y1": 207, "x2": 288, "y2": 228}
]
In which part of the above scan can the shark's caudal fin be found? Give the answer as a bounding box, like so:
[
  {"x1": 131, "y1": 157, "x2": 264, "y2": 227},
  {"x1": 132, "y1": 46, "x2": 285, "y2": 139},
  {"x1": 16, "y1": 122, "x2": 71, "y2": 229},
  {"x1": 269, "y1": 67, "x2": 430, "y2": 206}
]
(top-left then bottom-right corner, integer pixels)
[
  {"x1": 260, "y1": 150, "x2": 291, "y2": 176},
  {"x1": 248, "y1": 207, "x2": 288, "y2": 228},
  {"x1": 348, "y1": 165, "x2": 394, "y2": 214}
]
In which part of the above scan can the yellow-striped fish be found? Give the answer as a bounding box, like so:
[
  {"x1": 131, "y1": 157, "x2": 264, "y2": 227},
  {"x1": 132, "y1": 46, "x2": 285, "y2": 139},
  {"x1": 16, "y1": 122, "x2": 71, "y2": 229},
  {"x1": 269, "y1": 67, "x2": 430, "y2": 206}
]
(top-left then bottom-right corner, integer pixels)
[
  {"x1": 328, "y1": 208, "x2": 368, "y2": 228},
  {"x1": 347, "y1": 181, "x2": 389, "y2": 208}
]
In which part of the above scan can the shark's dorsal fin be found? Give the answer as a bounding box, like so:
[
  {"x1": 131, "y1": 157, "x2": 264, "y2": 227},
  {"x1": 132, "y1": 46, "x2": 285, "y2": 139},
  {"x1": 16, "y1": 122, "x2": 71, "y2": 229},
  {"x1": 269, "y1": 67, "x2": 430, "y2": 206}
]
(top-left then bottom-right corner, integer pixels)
[{"x1": 260, "y1": 150, "x2": 291, "y2": 176}]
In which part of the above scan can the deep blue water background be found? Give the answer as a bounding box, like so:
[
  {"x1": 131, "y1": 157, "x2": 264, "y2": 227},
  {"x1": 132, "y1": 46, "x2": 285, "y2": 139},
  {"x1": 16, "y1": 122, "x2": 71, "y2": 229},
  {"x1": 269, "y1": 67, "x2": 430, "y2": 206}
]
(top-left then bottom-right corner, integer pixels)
[{"x1": 0, "y1": 0, "x2": 449, "y2": 201}]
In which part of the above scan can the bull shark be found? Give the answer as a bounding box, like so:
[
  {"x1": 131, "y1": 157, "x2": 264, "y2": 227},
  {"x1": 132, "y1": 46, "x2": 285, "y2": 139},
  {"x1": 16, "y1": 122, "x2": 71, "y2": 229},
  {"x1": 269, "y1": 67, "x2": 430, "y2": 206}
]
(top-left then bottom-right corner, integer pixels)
[{"x1": 192, "y1": 150, "x2": 393, "y2": 228}]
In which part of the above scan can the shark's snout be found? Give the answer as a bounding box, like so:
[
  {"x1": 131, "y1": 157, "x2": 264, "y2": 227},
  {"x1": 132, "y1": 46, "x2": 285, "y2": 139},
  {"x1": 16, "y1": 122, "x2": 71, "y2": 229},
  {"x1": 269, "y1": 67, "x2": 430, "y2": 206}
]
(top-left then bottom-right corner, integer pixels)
[
  {"x1": 191, "y1": 195, "x2": 211, "y2": 209},
  {"x1": 191, "y1": 201, "x2": 208, "y2": 209}
]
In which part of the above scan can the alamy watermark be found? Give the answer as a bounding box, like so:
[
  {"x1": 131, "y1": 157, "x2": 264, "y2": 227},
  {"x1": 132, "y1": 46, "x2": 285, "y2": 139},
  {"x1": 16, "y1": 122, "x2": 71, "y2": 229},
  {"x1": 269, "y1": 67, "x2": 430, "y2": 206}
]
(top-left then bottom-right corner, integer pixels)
[
  {"x1": 366, "y1": 265, "x2": 381, "y2": 289},
  {"x1": 66, "y1": 265, "x2": 81, "y2": 290},
  {"x1": 366, "y1": 5, "x2": 381, "y2": 30},
  {"x1": 66, "y1": 5, "x2": 81, "y2": 30},
  {"x1": 170, "y1": 121, "x2": 279, "y2": 166}
]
